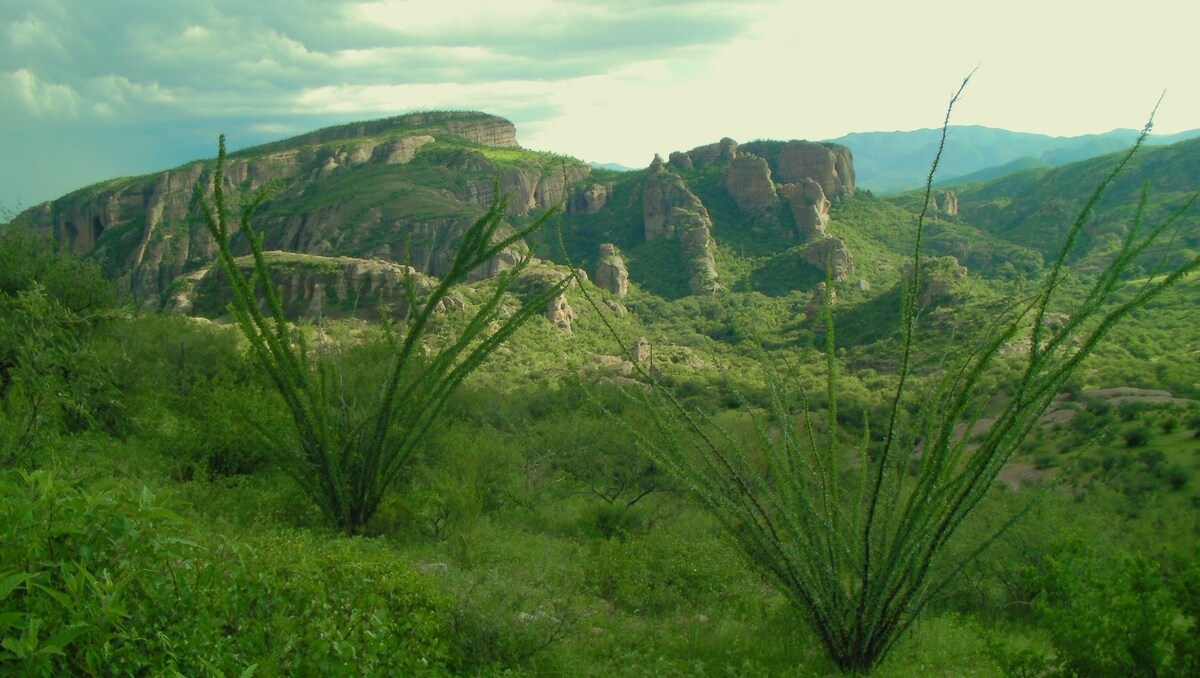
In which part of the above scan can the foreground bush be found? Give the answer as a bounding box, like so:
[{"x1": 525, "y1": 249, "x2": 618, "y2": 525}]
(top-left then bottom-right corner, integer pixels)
[{"x1": 0, "y1": 469, "x2": 455, "y2": 675}]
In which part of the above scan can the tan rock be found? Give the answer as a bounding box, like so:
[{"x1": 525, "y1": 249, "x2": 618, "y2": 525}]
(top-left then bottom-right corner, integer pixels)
[
  {"x1": 595, "y1": 243, "x2": 629, "y2": 296},
  {"x1": 668, "y1": 151, "x2": 694, "y2": 170},
  {"x1": 777, "y1": 141, "x2": 855, "y2": 199},
  {"x1": 724, "y1": 154, "x2": 778, "y2": 218},
  {"x1": 801, "y1": 236, "x2": 854, "y2": 281},
  {"x1": 789, "y1": 177, "x2": 831, "y2": 239}
]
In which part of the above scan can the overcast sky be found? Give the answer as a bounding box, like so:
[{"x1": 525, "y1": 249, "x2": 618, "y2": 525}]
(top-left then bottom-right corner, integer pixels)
[{"x1": 3, "y1": 0, "x2": 1198, "y2": 210}]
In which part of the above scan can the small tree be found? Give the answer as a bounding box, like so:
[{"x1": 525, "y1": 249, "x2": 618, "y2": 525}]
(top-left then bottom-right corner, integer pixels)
[
  {"x1": 579, "y1": 78, "x2": 1200, "y2": 673},
  {"x1": 197, "y1": 135, "x2": 569, "y2": 533}
]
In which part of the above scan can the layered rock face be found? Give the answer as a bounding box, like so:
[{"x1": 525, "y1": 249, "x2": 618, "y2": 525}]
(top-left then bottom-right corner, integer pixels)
[
  {"x1": 167, "y1": 253, "x2": 444, "y2": 320},
  {"x1": 642, "y1": 155, "x2": 710, "y2": 240},
  {"x1": 567, "y1": 183, "x2": 615, "y2": 214},
  {"x1": 723, "y1": 154, "x2": 778, "y2": 220},
  {"x1": 931, "y1": 189, "x2": 959, "y2": 217},
  {"x1": 675, "y1": 209, "x2": 723, "y2": 296},
  {"x1": 800, "y1": 236, "x2": 854, "y2": 281},
  {"x1": 594, "y1": 243, "x2": 629, "y2": 296},
  {"x1": 779, "y1": 178, "x2": 831, "y2": 239},
  {"x1": 776, "y1": 141, "x2": 856, "y2": 199},
  {"x1": 641, "y1": 157, "x2": 722, "y2": 295},
  {"x1": 16, "y1": 112, "x2": 589, "y2": 307}
]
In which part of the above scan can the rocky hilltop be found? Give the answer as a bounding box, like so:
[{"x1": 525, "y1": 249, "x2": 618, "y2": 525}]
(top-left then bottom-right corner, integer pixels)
[{"x1": 14, "y1": 111, "x2": 869, "y2": 321}]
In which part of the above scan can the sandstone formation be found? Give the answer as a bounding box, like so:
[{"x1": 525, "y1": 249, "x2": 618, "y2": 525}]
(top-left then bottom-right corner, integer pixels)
[
  {"x1": 166, "y1": 252, "x2": 444, "y2": 320},
  {"x1": 250, "y1": 111, "x2": 520, "y2": 153},
  {"x1": 723, "y1": 154, "x2": 778, "y2": 220},
  {"x1": 800, "y1": 236, "x2": 854, "y2": 281},
  {"x1": 594, "y1": 243, "x2": 629, "y2": 296},
  {"x1": 515, "y1": 262, "x2": 578, "y2": 333},
  {"x1": 642, "y1": 157, "x2": 709, "y2": 240},
  {"x1": 689, "y1": 137, "x2": 739, "y2": 167},
  {"x1": 668, "y1": 151, "x2": 694, "y2": 171},
  {"x1": 677, "y1": 210, "x2": 723, "y2": 296},
  {"x1": 15, "y1": 112, "x2": 594, "y2": 306},
  {"x1": 776, "y1": 141, "x2": 856, "y2": 199},
  {"x1": 567, "y1": 183, "x2": 615, "y2": 214},
  {"x1": 780, "y1": 177, "x2": 831, "y2": 239},
  {"x1": 932, "y1": 189, "x2": 959, "y2": 217}
]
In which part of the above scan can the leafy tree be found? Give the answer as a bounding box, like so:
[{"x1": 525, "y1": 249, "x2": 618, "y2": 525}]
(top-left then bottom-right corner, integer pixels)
[
  {"x1": 0, "y1": 226, "x2": 120, "y2": 462},
  {"x1": 581, "y1": 78, "x2": 1200, "y2": 673},
  {"x1": 196, "y1": 135, "x2": 569, "y2": 533}
]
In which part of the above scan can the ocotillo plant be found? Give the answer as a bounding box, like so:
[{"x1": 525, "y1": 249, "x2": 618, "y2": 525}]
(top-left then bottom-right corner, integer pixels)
[
  {"x1": 578, "y1": 79, "x2": 1200, "y2": 673},
  {"x1": 197, "y1": 135, "x2": 569, "y2": 534}
]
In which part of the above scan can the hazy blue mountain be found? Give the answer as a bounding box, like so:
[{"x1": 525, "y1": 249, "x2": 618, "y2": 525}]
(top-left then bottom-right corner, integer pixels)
[
  {"x1": 589, "y1": 161, "x2": 636, "y2": 172},
  {"x1": 829, "y1": 126, "x2": 1200, "y2": 194}
]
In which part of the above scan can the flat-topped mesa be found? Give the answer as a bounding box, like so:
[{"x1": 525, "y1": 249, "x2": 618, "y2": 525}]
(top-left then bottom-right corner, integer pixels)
[{"x1": 243, "y1": 111, "x2": 520, "y2": 155}]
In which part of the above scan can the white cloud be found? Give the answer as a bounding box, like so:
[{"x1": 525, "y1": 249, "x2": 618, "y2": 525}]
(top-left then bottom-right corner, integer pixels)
[{"x1": 4, "y1": 69, "x2": 82, "y2": 117}]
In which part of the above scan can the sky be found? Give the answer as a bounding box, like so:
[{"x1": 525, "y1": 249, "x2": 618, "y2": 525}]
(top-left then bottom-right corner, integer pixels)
[{"x1": 3, "y1": 0, "x2": 1199, "y2": 211}]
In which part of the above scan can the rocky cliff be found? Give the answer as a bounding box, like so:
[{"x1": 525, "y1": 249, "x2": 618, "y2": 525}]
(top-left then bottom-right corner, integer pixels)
[
  {"x1": 16, "y1": 112, "x2": 592, "y2": 307},
  {"x1": 14, "y1": 112, "x2": 869, "y2": 320}
]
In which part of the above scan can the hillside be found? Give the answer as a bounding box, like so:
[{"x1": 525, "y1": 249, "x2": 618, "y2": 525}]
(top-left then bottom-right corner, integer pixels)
[
  {"x1": 4, "y1": 111, "x2": 1200, "y2": 676},
  {"x1": 830, "y1": 125, "x2": 1200, "y2": 194}
]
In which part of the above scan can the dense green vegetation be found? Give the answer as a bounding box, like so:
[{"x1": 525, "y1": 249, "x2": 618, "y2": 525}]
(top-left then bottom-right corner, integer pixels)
[{"x1": 3, "y1": 115, "x2": 1200, "y2": 674}]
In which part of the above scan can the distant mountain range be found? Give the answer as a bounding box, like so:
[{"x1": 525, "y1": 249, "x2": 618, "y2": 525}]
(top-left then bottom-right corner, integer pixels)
[{"x1": 826, "y1": 126, "x2": 1200, "y2": 194}]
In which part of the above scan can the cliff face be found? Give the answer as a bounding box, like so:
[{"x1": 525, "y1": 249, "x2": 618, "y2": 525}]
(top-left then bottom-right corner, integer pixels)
[
  {"x1": 17, "y1": 112, "x2": 588, "y2": 306},
  {"x1": 16, "y1": 112, "x2": 866, "y2": 316}
]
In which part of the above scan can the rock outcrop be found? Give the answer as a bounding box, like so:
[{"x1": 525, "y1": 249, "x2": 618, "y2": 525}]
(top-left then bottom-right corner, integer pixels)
[
  {"x1": 516, "y1": 262, "x2": 578, "y2": 332},
  {"x1": 166, "y1": 252, "x2": 444, "y2": 320},
  {"x1": 800, "y1": 236, "x2": 854, "y2": 281},
  {"x1": 668, "y1": 151, "x2": 694, "y2": 171},
  {"x1": 724, "y1": 154, "x2": 778, "y2": 220},
  {"x1": 780, "y1": 178, "x2": 831, "y2": 239},
  {"x1": 676, "y1": 209, "x2": 723, "y2": 296},
  {"x1": 933, "y1": 189, "x2": 959, "y2": 217},
  {"x1": 642, "y1": 157, "x2": 709, "y2": 240},
  {"x1": 689, "y1": 137, "x2": 739, "y2": 167},
  {"x1": 594, "y1": 243, "x2": 629, "y2": 296},
  {"x1": 776, "y1": 141, "x2": 856, "y2": 199},
  {"x1": 567, "y1": 183, "x2": 614, "y2": 214}
]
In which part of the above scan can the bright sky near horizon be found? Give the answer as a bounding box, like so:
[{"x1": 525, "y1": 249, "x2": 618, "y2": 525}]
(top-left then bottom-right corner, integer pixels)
[{"x1": 2, "y1": 0, "x2": 1197, "y2": 209}]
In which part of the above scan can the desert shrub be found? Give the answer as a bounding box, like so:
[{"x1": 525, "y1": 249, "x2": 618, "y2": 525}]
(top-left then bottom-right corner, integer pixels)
[
  {"x1": 197, "y1": 136, "x2": 569, "y2": 533},
  {"x1": 0, "y1": 227, "x2": 122, "y2": 462},
  {"x1": 1125, "y1": 427, "x2": 1152, "y2": 448},
  {"x1": 0, "y1": 468, "x2": 457, "y2": 675},
  {"x1": 1037, "y1": 541, "x2": 1199, "y2": 677},
  {"x1": 577, "y1": 80, "x2": 1200, "y2": 672}
]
